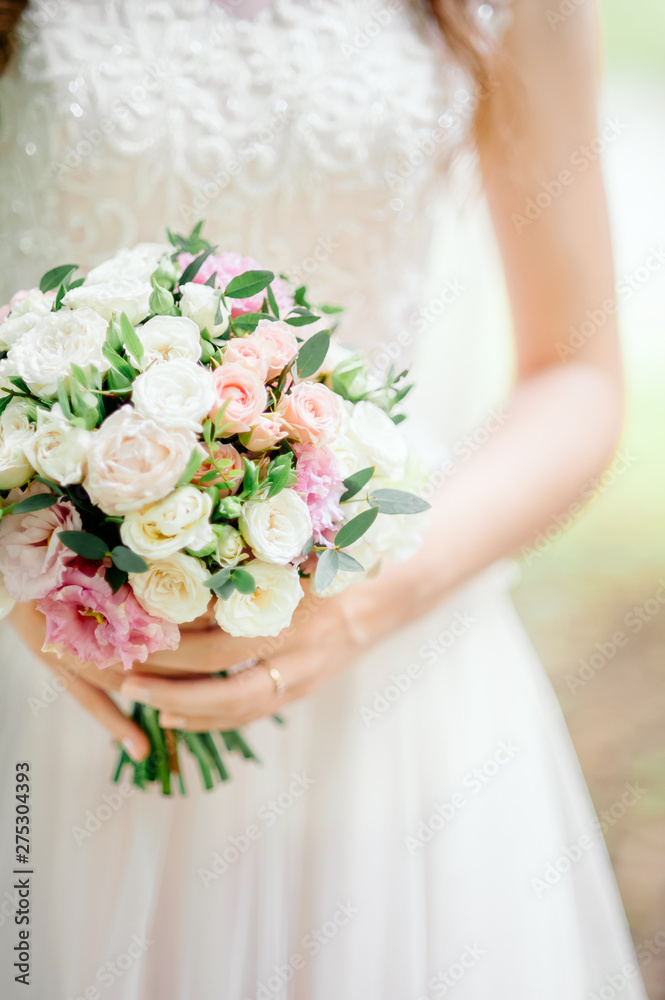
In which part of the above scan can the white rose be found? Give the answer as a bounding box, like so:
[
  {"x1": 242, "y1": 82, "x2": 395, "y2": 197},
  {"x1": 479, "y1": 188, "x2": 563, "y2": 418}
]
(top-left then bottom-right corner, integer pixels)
[
  {"x1": 240, "y1": 489, "x2": 312, "y2": 565},
  {"x1": 85, "y1": 243, "x2": 171, "y2": 284},
  {"x1": 214, "y1": 559, "x2": 303, "y2": 637},
  {"x1": 120, "y1": 486, "x2": 213, "y2": 559},
  {"x1": 0, "y1": 360, "x2": 17, "y2": 393},
  {"x1": 131, "y1": 358, "x2": 215, "y2": 433},
  {"x1": 8, "y1": 307, "x2": 109, "y2": 397},
  {"x1": 23, "y1": 403, "x2": 92, "y2": 486},
  {"x1": 0, "y1": 289, "x2": 54, "y2": 350},
  {"x1": 63, "y1": 275, "x2": 152, "y2": 325},
  {"x1": 84, "y1": 406, "x2": 197, "y2": 515},
  {"x1": 131, "y1": 315, "x2": 202, "y2": 368},
  {"x1": 129, "y1": 552, "x2": 211, "y2": 624},
  {"x1": 179, "y1": 282, "x2": 230, "y2": 337},
  {"x1": 345, "y1": 400, "x2": 408, "y2": 480},
  {"x1": 214, "y1": 524, "x2": 246, "y2": 567},
  {"x1": 0, "y1": 399, "x2": 34, "y2": 490},
  {"x1": 0, "y1": 575, "x2": 15, "y2": 620}
]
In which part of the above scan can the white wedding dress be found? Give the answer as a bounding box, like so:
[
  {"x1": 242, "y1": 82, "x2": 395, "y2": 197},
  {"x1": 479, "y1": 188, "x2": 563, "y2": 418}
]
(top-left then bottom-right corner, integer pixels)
[{"x1": 0, "y1": 2, "x2": 648, "y2": 998}]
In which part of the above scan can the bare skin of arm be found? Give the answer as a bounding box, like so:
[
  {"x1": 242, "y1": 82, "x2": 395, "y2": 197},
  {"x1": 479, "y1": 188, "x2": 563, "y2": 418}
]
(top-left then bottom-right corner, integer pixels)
[{"x1": 10, "y1": 0, "x2": 622, "y2": 753}]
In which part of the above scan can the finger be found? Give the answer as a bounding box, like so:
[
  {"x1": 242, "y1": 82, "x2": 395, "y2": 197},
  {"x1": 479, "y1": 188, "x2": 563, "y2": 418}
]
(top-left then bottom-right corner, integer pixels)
[
  {"x1": 142, "y1": 629, "x2": 265, "y2": 674},
  {"x1": 120, "y1": 665, "x2": 276, "y2": 720},
  {"x1": 63, "y1": 675, "x2": 151, "y2": 761}
]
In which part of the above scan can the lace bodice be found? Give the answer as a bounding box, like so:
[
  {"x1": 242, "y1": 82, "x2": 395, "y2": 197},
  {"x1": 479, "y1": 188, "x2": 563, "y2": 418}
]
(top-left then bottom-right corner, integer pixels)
[{"x1": 0, "y1": 0, "x2": 509, "y2": 353}]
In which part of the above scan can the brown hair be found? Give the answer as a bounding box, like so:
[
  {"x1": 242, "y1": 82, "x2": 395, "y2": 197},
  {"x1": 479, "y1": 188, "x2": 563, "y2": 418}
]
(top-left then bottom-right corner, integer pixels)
[{"x1": 0, "y1": 0, "x2": 504, "y2": 146}]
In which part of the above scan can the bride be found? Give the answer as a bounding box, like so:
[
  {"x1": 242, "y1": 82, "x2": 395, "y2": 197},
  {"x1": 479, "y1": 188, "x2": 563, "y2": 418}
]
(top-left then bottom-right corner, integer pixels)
[{"x1": 0, "y1": 0, "x2": 648, "y2": 997}]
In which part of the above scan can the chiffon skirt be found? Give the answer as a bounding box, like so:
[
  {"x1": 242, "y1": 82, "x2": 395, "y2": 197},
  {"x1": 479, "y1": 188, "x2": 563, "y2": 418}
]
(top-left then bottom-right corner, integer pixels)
[{"x1": 0, "y1": 562, "x2": 647, "y2": 999}]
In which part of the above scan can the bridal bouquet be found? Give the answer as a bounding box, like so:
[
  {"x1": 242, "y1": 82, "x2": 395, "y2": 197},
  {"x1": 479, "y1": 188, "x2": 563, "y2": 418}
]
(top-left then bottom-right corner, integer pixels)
[{"x1": 0, "y1": 223, "x2": 429, "y2": 794}]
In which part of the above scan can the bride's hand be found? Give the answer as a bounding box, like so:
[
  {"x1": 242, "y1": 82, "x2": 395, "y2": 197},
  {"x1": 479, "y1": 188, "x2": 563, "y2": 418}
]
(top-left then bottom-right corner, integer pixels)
[
  {"x1": 9, "y1": 602, "x2": 151, "y2": 761},
  {"x1": 118, "y1": 576, "x2": 388, "y2": 731}
]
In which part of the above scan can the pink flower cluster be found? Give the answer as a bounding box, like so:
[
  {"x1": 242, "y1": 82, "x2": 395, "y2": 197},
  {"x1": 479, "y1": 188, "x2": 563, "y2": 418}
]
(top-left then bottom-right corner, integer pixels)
[
  {"x1": 177, "y1": 251, "x2": 293, "y2": 317},
  {"x1": 294, "y1": 444, "x2": 344, "y2": 544},
  {"x1": 0, "y1": 500, "x2": 178, "y2": 669}
]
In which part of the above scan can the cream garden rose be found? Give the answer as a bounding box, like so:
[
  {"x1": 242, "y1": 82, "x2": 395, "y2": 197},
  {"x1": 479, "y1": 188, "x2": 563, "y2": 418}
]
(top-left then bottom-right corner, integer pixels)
[
  {"x1": 240, "y1": 489, "x2": 312, "y2": 565},
  {"x1": 276, "y1": 380, "x2": 341, "y2": 446},
  {"x1": 214, "y1": 559, "x2": 304, "y2": 637},
  {"x1": 120, "y1": 486, "x2": 214, "y2": 559},
  {"x1": 132, "y1": 358, "x2": 216, "y2": 433},
  {"x1": 23, "y1": 403, "x2": 92, "y2": 486},
  {"x1": 129, "y1": 552, "x2": 211, "y2": 624},
  {"x1": 222, "y1": 335, "x2": 270, "y2": 379},
  {"x1": 210, "y1": 363, "x2": 268, "y2": 435},
  {"x1": 254, "y1": 319, "x2": 299, "y2": 379},
  {"x1": 0, "y1": 289, "x2": 54, "y2": 350},
  {"x1": 213, "y1": 524, "x2": 246, "y2": 567},
  {"x1": 130, "y1": 315, "x2": 203, "y2": 368},
  {"x1": 7, "y1": 307, "x2": 110, "y2": 398},
  {"x1": 84, "y1": 406, "x2": 197, "y2": 515},
  {"x1": 179, "y1": 282, "x2": 230, "y2": 337},
  {"x1": 0, "y1": 400, "x2": 34, "y2": 490}
]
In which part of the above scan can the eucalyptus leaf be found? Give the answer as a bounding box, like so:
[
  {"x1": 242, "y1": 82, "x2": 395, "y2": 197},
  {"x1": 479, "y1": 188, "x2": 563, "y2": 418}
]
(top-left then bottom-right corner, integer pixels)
[
  {"x1": 13, "y1": 494, "x2": 59, "y2": 514},
  {"x1": 296, "y1": 329, "x2": 330, "y2": 378},
  {"x1": 224, "y1": 270, "x2": 274, "y2": 299},
  {"x1": 285, "y1": 313, "x2": 321, "y2": 327},
  {"x1": 230, "y1": 568, "x2": 256, "y2": 594},
  {"x1": 105, "y1": 564, "x2": 128, "y2": 594},
  {"x1": 58, "y1": 530, "x2": 109, "y2": 560},
  {"x1": 336, "y1": 551, "x2": 365, "y2": 573},
  {"x1": 204, "y1": 567, "x2": 232, "y2": 589},
  {"x1": 334, "y1": 506, "x2": 379, "y2": 549},
  {"x1": 315, "y1": 548, "x2": 339, "y2": 592},
  {"x1": 368, "y1": 489, "x2": 431, "y2": 515},
  {"x1": 39, "y1": 264, "x2": 78, "y2": 294},
  {"x1": 340, "y1": 466, "x2": 375, "y2": 502},
  {"x1": 179, "y1": 247, "x2": 215, "y2": 285},
  {"x1": 111, "y1": 546, "x2": 149, "y2": 574}
]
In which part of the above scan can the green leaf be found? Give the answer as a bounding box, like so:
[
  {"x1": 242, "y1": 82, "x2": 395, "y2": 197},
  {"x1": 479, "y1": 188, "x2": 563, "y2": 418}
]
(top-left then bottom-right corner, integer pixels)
[
  {"x1": 58, "y1": 530, "x2": 109, "y2": 560},
  {"x1": 230, "y1": 568, "x2": 256, "y2": 594},
  {"x1": 204, "y1": 273, "x2": 217, "y2": 287},
  {"x1": 368, "y1": 489, "x2": 431, "y2": 515},
  {"x1": 119, "y1": 312, "x2": 144, "y2": 365},
  {"x1": 106, "y1": 369, "x2": 133, "y2": 394},
  {"x1": 286, "y1": 313, "x2": 322, "y2": 327},
  {"x1": 315, "y1": 548, "x2": 339, "y2": 592},
  {"x1": 102, "y1": 343, "x2": 135, "y2": 381},
  {"x1": 13, "y1": 494, "x2": 58, "y2": 514},
  {"x1": 0, "y1": 394, "x2": 13, "y2": 418},
  {"x1": 242, "y1": 457, "x2": 259, "y2": 496},
  {"x1": 179, "y1": 248, "x2": 214, "y2": 285},
  {"x1": 69, "y1": 363, "x2": 89, "y2": 388},
  {"x1": 319, "y1": 304, "x2": 344, "y2": 314},
  {"x1": 266, "y1": 283, "x2": 280, "y2": 318},
  {"x1": 8, "y1": 376, "x2": 30, "y2": 395},
  {"x1": 340, "y1": 466, "x2": 374, "y2": 502},
  {"x1": 106, "y1": 316, "x2": 124, "y2": 354},
  {"x1": 111, "y1": 546, "x2": 149, "y2": 574},
  {"x1": 176, "y1": 447, "x2": 205, "y2": 487},
  {"x1": 224, "y1": 270, "x2": 274, "y2": 299},
  {"x1": 392, "y1": 413, "x2": 407, "y2": 425},
  {"x1": 231, "y1": 313, "x2": 272, "y2": 333},
  {"x1": 296, "y1": 330, "x2": 330, "y2": 378},
  {"x1": 39, "y1": 264, "x2": 78, "y2": 293},
  {"x1": 33, "y1": 475, "x2": 63, "y2": 495},
  {"x1": 205, "y1": 567, "x2": 232, "y2": 589},
  {"x1": 334, "y1": 506, "x2": 379, "y2": 549},
  {"x1": 105, "y1": 564, "x2": 128, "y2": 593},
  {"x1": 337, "y1": 551, "x2": 365, "y2": 573}
]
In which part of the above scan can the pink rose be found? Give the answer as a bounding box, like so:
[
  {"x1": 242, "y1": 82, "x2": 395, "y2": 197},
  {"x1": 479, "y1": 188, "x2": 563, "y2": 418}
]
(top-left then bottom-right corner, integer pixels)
[
  {"x1": 210, "y1": 363, "x2": 268, "y2": 436},
  {"x1": 38, "y1": 562, "x2": 180, "y2": 670},
  {"x1": 294, "y1": 444, "x2": 344, "y2": 544},
  {"x1": 254, "y1": 319, "x2": 299, "y2": 380},
  {"x1": 243, "y1": 413, "x2": 288, "y2": 452},
  {"x1": 192, "y1": 442, "x2": 244, "y2": 495},
  {"x1": 222, "y1": 335, "x2": 270, "y2": 380},
  {"x1": 0, "y1": 304, "x2": 10, "y2": 324},
  {"x1": 177, "y1": 251, "x2": 293, "y2": 317},
  {"x1": 276, "y1": 381, "x2": 341, "y2": 447},
  {"x1": 84, "y1": 406, "x2": 197, "y2": 515},
  {"x1": 0, "y1": 499, "x2": 82, "y2": 602}
]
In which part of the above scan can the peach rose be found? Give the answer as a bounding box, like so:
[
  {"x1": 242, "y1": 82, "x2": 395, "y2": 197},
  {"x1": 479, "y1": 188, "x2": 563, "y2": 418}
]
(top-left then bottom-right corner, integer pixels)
[
  {"x1": 243, "y1": 413, "x2": 289, "y2": 451},
  {"x1": 192, "y1": 442, "x2": 244, "y2": 495},
  {"x1": 276, "y1": 381, "x2": 341, "y2": 447},
  {"x1": 222, "y1": 335, "x2": 270, "y2": 380},
  {"x1": 254, "y1": 319, "x2": 299, "y2": 380},
  {"x1": 210, "y1": 363, "x2": 268, "y2": 436}
]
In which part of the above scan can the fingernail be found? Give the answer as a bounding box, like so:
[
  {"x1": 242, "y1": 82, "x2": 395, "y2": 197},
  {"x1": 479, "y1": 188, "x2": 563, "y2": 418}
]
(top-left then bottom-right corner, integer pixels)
[
  {"x1": 160, "y1": 714, "x2": 187, "y2": 728},
  {"x1": 122, "y1": 737, "x2": 142, "y2": 761},
  {"x1": 120, "y1": 682, "x2": 151, "y2": 703}
]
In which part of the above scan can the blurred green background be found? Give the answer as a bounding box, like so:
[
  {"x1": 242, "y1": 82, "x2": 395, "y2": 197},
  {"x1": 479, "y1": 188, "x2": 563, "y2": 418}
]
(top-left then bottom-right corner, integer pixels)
[{"x1": 512, "y1": 2, "x2": 665, "y2": 994}]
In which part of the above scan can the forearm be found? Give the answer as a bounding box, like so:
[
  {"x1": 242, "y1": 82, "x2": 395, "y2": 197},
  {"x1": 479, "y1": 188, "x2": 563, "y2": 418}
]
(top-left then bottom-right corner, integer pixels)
[{"x1": 341, "y1": 360, "x2": 623, "y2": 640}]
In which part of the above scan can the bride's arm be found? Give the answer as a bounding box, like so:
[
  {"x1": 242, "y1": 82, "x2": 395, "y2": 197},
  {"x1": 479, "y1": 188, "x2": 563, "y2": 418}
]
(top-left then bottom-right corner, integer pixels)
[{"x1": 11, "y1": 0, "x2": 621, "y2": 739}]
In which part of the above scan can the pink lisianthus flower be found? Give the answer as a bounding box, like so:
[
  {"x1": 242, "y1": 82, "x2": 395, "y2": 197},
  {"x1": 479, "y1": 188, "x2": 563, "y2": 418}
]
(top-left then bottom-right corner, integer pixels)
[
  {"x1": 0, "y1": 498, "x2": 82, "y2": 602},
  {"x1": 177, "y1": 251, "x2": 293, "y2": 317},
  {"x1": 294, "y1": 444, "x2": 345, "y2": 545},
  {"x1": 38, "y1": 562, "x2": 180, "y2": 670}
]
